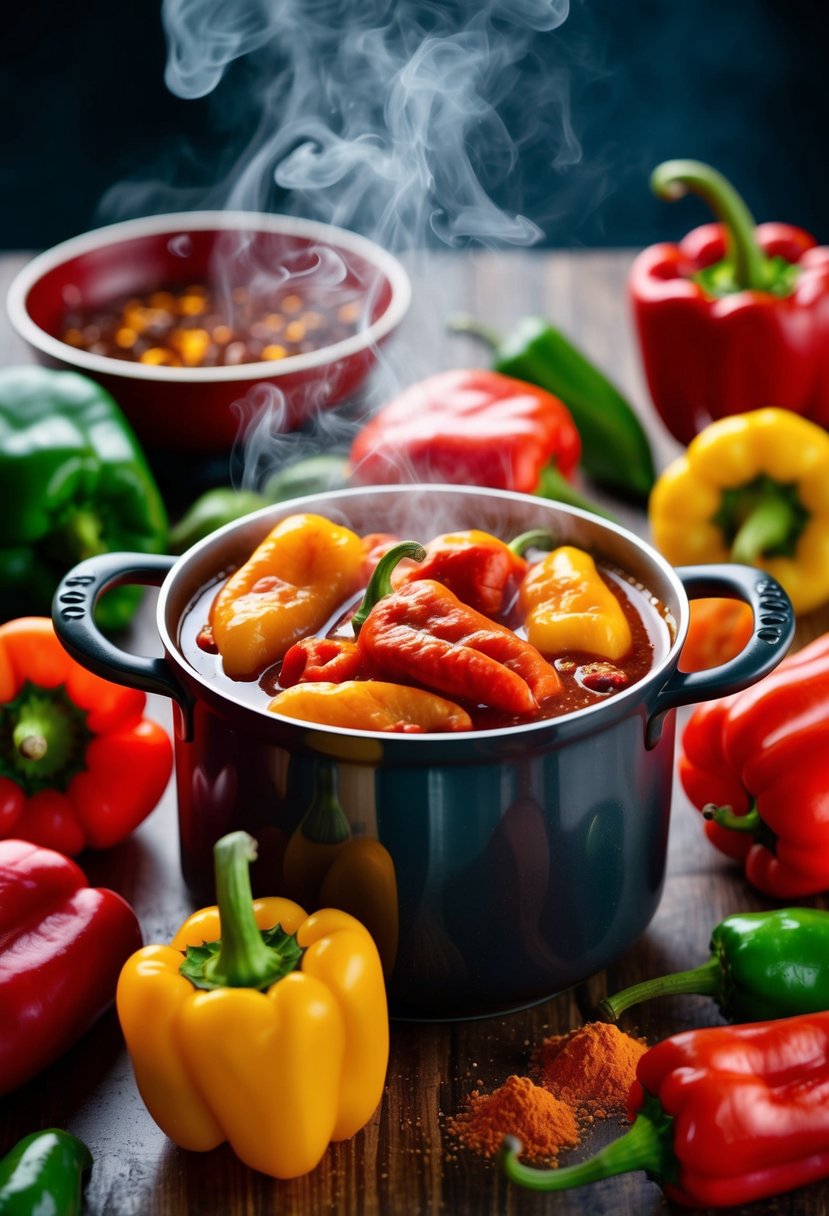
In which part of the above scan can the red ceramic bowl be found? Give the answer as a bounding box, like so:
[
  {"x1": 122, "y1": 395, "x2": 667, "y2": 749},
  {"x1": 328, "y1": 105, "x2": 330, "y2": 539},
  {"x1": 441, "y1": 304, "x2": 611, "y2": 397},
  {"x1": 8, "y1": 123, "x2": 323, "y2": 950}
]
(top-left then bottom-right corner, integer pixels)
[{"x1": 7, "y1": 212, "x2": 411, "y2": 452}]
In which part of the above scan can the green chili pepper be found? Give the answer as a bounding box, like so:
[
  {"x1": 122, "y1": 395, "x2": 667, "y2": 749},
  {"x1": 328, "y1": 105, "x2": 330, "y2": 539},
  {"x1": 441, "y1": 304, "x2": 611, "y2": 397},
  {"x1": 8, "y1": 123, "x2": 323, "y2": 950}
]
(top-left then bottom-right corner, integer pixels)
[
  {"x1": 0, "y1": 1129, "x2": 91, "y2": 1216},
  {"x1": 0, "y1": 366, "x2": 168, "y2": 631},
  {"x1": 449, "y1": 314, "x2": 656, "y2": 502},
  {"x1": 600, "y1": 907, "x2": 829, "y2": 1023}
]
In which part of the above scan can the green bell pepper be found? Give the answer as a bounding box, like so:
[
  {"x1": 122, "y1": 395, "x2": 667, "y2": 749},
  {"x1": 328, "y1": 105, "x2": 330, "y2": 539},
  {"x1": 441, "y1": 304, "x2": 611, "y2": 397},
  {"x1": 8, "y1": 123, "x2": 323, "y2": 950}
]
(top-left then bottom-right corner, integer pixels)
[
  {"x1": 600, "y1": 907, "x2": 829, "y2": 1023},
  {"x1": 0, "y1": 1129, "x2": 91, "y2": 1216},
  {"x1": 450, "y1": 314, "x2": 656, "y2": 502},
  {"x1": 0, "y1": 367, "x2": 168, "y2": 631}
]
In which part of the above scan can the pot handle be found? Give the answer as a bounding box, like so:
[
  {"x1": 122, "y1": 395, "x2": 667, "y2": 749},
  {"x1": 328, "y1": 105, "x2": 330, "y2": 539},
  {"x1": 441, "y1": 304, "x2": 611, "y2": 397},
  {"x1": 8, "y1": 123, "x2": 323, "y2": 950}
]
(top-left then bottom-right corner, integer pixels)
[
  {"x1": 646, "y1": 563, "x2": 795, "y2": 745},
  {"x1": 52, "y1": 552, "x2": 192, "y2": 717}
]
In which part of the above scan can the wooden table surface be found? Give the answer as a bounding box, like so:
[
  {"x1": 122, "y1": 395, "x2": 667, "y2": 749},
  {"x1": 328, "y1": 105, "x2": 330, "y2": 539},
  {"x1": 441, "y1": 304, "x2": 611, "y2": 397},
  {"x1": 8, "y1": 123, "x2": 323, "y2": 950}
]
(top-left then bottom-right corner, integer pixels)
[{"x1": 1, "y1": 249, "x2": 828, "y2": 1216}]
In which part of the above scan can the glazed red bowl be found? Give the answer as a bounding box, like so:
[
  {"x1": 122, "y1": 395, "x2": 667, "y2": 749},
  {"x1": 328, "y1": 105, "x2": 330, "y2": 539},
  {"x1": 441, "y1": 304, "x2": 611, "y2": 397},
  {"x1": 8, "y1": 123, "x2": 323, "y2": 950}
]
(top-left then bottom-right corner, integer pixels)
[{"x1": 7, "y1": 211, "x2": 411, "y2": 452}]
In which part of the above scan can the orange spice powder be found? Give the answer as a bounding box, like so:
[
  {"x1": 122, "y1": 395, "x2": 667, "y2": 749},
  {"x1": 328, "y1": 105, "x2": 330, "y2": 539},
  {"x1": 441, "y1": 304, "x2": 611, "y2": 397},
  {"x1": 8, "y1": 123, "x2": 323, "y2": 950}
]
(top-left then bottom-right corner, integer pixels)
[
  {"x1": 534, "y1": 1022, "x2": 648, "y2": 1120},
  {"x1": 447, "y1": 1075, "x2": 579, "y2": 1162}
]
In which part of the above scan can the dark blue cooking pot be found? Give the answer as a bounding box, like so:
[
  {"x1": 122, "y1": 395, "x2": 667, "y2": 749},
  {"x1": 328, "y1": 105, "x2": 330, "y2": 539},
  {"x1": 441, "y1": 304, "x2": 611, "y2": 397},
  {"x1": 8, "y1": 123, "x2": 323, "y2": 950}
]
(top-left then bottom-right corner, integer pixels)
[{"x1": 52, "y1": 486, "x2": 794, "y2": 1020}]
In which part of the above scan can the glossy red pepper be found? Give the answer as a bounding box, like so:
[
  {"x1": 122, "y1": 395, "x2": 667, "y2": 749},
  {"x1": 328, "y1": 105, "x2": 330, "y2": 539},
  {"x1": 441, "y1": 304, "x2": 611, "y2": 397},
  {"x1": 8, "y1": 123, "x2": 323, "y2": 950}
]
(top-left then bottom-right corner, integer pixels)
[
  {"x1": 349, "y1": 369, "x2": 582, "y2": 498},
  {"x1": 398, "y1": 530, "x2": 528, "y2": 618},
  {"x1": 679, "y1": 633, "x2": 829, "y2": 895},
  {"x1": 352, "y1": 542, "x2": 561, "y2": 716},
  {"x1": 279, "y1": 637, "x2": 362, "y2": 687},
  {"x1": 0, "y1": 838, "x2": 142, "y2": 1094},
  {"x1": 503, "y1": 1011, "x2": 829, "y2": 1207},
  {"x1": 630, "y1": 160, "x2": 829, "y2": 444}
]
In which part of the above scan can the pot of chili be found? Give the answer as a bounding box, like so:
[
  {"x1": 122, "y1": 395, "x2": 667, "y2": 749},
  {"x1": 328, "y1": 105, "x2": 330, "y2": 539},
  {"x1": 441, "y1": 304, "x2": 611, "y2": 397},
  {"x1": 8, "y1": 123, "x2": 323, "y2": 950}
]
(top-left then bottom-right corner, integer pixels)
[{"x1": 52, "y1": 486, "x2": 792, "y2": 1019}]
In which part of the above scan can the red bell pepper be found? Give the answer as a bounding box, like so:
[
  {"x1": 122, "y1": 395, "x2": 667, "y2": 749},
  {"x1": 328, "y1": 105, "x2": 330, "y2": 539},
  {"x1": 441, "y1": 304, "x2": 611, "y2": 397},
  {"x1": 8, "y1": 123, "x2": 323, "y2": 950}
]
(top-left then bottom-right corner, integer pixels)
[
  {"x1": 502, "y1": 1010, "x2": 829, "y2": 1207},
  {"x1": 279, "y1": 637, "x2": 362, "y2": 687},
  {"x1": 349, "y1": 369, "x2": 584, "y2": 503},
  {"x1": 398, "y1": 529, "x2": 528, "y2": 618},
  {"x1": 630, "y1": 160, "x2": 829, "y2": 444},
  {"x1": 679, "y1": 632, "x2": 829, "y2": 896},
  {"x1": 0, "y1": 838, "x2": 142, "y2": 1094},
  {"x1": 0, "y1": 617, "x2": 173, "y2": 855},
  {"x1": 352, "y1": 542, "x2": 561, "y2": 715}
]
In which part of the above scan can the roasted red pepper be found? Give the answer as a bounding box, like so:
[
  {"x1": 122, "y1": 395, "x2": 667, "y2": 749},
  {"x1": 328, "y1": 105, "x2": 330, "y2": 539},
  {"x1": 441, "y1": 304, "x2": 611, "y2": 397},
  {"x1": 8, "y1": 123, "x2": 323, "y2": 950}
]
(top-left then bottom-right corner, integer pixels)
[
  {"x1": 679, "y1": 632, "x2": 829, "y2": 896},
  {"x1": 280, "y1": 637, "x2": 362, "y2": 687},
  {"x1": 349, "y1": 369, "x2": 585, "y2": 505},
  {"x1": 502, "y1": 1011, "x2": 829, "y2": 1207},
  {"x1": 0, "y1": 617, "x2": 173, "y2": 855},
  {"x1": 352, "y1": 542, "x2": 560, "y2": 715},
  {"x1": 398, "y1": 529, "x2": 528, "y2": 618},
  {"x1": 630, "y1": 160, "x2": 829, "y2": 444},
  {"x1": 0, "y1": 838, "x2": 142, "y2": 1094}
]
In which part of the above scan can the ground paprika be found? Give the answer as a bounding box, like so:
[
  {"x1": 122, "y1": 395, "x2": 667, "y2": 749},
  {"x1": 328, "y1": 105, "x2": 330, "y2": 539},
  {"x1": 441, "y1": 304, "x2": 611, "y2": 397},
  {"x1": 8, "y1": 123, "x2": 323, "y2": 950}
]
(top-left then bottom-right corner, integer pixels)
[{"x1": 448, "y1": 1076, "x2": 578, "y2": 1162}]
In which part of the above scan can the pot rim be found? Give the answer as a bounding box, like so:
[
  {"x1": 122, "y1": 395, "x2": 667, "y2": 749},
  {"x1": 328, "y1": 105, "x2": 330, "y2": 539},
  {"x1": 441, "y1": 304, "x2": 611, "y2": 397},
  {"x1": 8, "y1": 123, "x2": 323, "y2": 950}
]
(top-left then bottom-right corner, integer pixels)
[
  {"x1": 7, "y1": 210, "x2": 412, "y2": 384},
  {"x1": 155, "y1": 484, "x2": 688, "y2": 744}
]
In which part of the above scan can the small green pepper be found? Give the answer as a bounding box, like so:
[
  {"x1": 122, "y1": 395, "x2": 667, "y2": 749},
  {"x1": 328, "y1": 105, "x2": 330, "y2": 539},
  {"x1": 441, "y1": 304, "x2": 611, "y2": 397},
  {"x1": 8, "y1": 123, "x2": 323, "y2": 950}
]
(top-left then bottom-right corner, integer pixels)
[
  {"x1": 0, "y1": 1129, "x2": 91, "y2": 1216},
  {"x1": 450, "y1": 314, "x2": 656, "y2": 502},
  {"x1": 0, "y1": 366, "x2": 168, "y2": 631},
  {"x1": 600, "y1": 907, "x2": 829, "y2": 1023}
]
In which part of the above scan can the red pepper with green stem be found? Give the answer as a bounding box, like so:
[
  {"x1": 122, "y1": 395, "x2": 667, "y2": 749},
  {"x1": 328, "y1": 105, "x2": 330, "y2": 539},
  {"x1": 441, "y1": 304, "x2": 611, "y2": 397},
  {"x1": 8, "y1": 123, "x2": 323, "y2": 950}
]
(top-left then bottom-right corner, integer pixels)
[
  {"x1": 679, "y1": 632, "x2": 829, "y2": 896},
  {"x1": 502, "y1": 1010, "x2": 829, "y2": 1207},
  {"x1": 352, "y1": 542, "x2": 561, "y2": 715},
  {"x1": 0, "y1": 838, "x2": 142, "y2": 1094},
  {"x1": 630, "y1": 159, "x2": 829, "y2": 444}
]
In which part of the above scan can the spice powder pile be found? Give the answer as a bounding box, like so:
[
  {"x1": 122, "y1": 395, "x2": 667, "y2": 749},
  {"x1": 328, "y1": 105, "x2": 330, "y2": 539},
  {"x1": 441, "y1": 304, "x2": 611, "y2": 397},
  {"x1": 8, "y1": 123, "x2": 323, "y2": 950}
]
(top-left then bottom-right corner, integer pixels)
[{"x1": 448, "y1": 1022, "x2": 647, "y2": 1164}]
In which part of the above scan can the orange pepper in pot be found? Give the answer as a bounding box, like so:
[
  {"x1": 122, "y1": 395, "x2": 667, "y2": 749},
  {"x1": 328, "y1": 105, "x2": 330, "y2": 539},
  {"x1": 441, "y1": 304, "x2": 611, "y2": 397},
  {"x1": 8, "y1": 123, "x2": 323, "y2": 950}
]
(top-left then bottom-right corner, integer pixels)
[
  {"x1": 270, "y1": 679, "x2": 472, "y2": 733},
  {"x1": 210, "y1": 514, "x2": 364, "y2": 679}
]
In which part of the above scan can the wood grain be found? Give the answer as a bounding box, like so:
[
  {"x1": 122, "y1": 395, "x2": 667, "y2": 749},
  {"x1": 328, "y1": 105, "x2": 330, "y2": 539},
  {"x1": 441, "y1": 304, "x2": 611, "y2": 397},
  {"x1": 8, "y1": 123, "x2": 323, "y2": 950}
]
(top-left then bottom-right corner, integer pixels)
[{"x1": 2, "y1": 249, "x2": 828, "y2": 1216}]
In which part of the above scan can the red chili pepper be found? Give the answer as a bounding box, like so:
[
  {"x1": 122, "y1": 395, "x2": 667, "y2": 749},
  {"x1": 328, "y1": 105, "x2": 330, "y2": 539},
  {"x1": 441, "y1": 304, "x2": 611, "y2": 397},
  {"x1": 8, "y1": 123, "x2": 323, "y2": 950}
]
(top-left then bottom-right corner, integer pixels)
[
  {"x1": 349, "y1": 369, "x2": 581, "y2": 495},
  {"x1": 679, "y1": 632, "x2": 829, "y2": 895},
  {"x1": 279, "y1": 637, "x2": 362, "y2": 687},
  {"x1": 630, "y1": 160, "x2": 829, "y2": 444},
  {"x1": 352, "y1": 542, "x2": 560, "y2": 715},
  {"x1": 0, "y1": 838, "x2": 142, "y2": 1094},
  {"x1": 0, "y1": 618, "x2": 173, "y2": 855},
  {"x1": 502, "y1": 1010, "x2": 829, "y2": 1207},
  {"x1": 398, "y1": 530, "x2": 528, "y2": 617}
]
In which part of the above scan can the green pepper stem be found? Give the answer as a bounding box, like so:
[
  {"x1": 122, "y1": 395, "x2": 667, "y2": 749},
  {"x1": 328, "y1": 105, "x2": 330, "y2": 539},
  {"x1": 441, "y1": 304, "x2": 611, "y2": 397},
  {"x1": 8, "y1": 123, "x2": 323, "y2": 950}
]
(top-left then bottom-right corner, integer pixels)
[
  {"x1": 703, "y1": 802, "x2": 761, "y2": 833},
  {"x1": 64, "y1": 509, "x2": 108, "y2": 560},
  {"x1": 445, "y1": 313, "x2": 503, "y2": 351},
  {"x1": 500, "y1": 1110, "x2": 670, "y2": 1193},
  {"x1": 535, "y1": 465, "x2": 616, "y2": 522},
  {"x1": 204, "y1": 832, "x2": 285, "y2": 989},
  {"x1": 509, "y1": 529, "x2": 556, "y2": 557},
  {"x1": 351, "y1": 540, "x2": 425, "y2": 636},
  {"x1": 599, "y1": 955, "x2": 722, "y2": 1021},
  {"x1": 651, "y1": 159, "x2": 769, "y2": 292},
  {"x1": 730, "y1": 493, "x2": 802, "y2": 565}
]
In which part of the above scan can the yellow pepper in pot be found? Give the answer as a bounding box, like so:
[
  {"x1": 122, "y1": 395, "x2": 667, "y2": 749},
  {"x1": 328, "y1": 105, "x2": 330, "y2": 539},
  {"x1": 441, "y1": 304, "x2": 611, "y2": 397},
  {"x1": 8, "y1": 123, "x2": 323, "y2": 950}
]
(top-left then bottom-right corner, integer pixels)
[
  {"x1": 116, "y1": 832, "x2": 388, "y2": 1179},
  {"x1": 211, "y1": 513, "x2": 365, "y2": 678},
  {"x1": 649, "y1": 408, "x2": 829, "y2": 615},
  {"x1": 270, "y1": 679, "x2": 473, "y2": 732},
  {"x1": 516, "y1": 539, "x2": 632, "y2": 660}
]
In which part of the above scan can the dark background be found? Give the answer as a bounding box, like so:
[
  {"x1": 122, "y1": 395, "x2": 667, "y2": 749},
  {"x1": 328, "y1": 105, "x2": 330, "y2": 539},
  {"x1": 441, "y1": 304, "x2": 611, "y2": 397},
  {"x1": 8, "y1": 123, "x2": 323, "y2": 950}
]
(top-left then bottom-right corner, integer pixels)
[{"x1": 2, "y1": 0, "x2": 827, "y2": 252}]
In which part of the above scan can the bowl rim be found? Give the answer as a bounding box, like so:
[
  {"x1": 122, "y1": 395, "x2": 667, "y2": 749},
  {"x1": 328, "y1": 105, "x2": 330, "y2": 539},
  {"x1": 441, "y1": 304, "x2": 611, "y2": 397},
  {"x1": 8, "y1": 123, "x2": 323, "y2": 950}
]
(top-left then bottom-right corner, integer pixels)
[
  {"x1": 157, "y1": 484, "x2": 689, "y2": 745},
  {"x1": 6, "y1": 210, "x2": 412, "y2": 384}
]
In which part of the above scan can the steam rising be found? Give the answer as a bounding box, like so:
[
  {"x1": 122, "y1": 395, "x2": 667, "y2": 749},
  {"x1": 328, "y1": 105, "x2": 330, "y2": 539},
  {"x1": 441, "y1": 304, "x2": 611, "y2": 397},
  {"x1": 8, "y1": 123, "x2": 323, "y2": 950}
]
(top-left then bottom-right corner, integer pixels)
[{"x1": 160, "y1": 0, "x2": 572, "y2": 250}]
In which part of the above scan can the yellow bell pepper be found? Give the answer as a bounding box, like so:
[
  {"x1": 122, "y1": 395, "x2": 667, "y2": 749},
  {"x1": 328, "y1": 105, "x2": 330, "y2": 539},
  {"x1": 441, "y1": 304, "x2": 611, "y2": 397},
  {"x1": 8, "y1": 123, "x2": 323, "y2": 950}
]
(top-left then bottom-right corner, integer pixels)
[
  {"x1": 518, "y1": 544, "x2": 632, "y2": 659},
  {"x1": 211, "y1": 513, "x2": 365, "y2": 679},
  {"x1": 269, "y1": 679, "x2": 473, "y2": 732},
  {"x1": 649, "y1": 408, "x2": 829, "y2": 615},
  {"x1": 116, "y1": 832, "x2": 388, "y2": 1179}
]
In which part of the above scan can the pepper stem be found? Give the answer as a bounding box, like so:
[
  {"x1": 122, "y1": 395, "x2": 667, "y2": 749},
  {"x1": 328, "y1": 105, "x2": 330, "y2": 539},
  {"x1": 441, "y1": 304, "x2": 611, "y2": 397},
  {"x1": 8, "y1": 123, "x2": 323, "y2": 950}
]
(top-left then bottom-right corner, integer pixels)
[
  {"x1": 730, "y1": 493, "x2": 803, "y2": 565},
  {"x1": 702, "y1": 802, "x2": 761, "y2": 833},
  {"x1": 509, "y1": 529, "x2": 556, "y2": 557},
  {"x1": 651, "y1": 159, "x2": 769, "y2": 291},
  {"x1": 500, "y1": 1104, "x2": 673, "y2": 1193},
  {"x1": 351, "y1": 540, "x2": 425, "y2": 636},
  {"x1": 445, "y1": 313, "x2": 503, "y2": 351},
  {"x1": 599, "y1": 955, "x2": 722, "y2": 1021},
  {"x1": 63, "y1": 509, "x2": 109, "y2": 560},
  {"x1": 202, "y1": 832, "x2": 294, "y2": 990}
]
